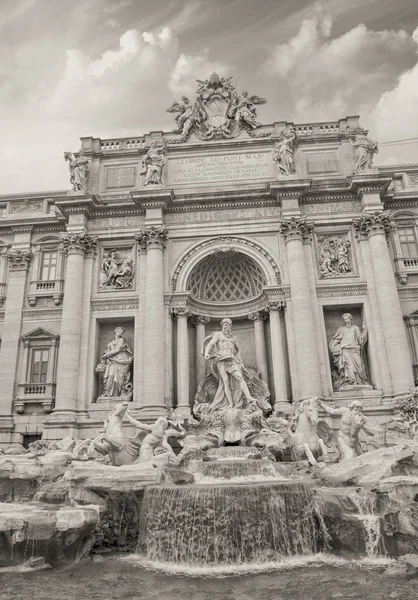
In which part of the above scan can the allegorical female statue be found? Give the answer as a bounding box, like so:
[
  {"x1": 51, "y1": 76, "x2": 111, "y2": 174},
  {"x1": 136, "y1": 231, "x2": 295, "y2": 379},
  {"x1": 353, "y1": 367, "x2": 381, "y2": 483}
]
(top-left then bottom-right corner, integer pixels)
[
  {"x1": 96, "y1": 327, "x2": 133, "y2": 398},
  {"x1": 64, "y1": 151, "x2": 89, "y2": 191},
  {"x1": 329, "y1": 313, "x2": 369, "y2": 389},
  {"x1": 140, "y1": 140, "x2": 165, "y2": 185}
]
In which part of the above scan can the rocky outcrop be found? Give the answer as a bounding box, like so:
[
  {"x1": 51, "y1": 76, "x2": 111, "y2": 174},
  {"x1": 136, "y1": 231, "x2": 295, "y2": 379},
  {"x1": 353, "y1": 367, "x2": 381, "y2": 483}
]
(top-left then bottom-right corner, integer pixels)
[
  {"x1": 317, "y1": 443, "x2": 416, "y2": 486},
  {"x1": 64, "y1": 462, "x2": 162, "y2": 494},
  {"x1": 0, "y1": 502, "x2": 99, "y2": 568}
]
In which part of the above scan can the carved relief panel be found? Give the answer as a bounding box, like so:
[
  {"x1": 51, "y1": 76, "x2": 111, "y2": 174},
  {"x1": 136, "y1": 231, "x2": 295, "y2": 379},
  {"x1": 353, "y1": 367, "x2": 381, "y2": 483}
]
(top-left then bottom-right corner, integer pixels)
[
  {"x1": 98, "y1": 243, "x2": 136, "y2": 292},
  {"x1": 315, "y1": 230, "x2": 357, "y2": 279}
]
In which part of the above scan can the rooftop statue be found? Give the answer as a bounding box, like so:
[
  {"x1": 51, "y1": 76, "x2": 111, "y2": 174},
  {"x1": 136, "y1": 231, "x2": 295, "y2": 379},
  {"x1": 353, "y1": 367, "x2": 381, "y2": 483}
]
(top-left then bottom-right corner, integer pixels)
[
  {"x1": 272, "y1": 127, "x2": 298, "y2": 176},
  {"x1": 140, "y1": 140, "x2": 166, "y2": 185},
  {"x1": 347, "y1": 127, "x2": 378, "y2": 172},
  {"x1": 166, "y1": 72, "x2": 267, "y2": 140},
  {"x1": 64, "y1": 151, "x2": 89, "y2": 192}
]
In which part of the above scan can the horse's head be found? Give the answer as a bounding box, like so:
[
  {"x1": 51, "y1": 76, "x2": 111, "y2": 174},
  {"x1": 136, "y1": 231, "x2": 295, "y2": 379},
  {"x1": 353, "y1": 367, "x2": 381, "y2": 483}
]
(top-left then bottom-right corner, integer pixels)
[
  {"x1": 112, "y1": 401, "x2": 129, "y2": 418},
  {"x1": 297, "y1": 397, "x2": 320, "y2": 428}
]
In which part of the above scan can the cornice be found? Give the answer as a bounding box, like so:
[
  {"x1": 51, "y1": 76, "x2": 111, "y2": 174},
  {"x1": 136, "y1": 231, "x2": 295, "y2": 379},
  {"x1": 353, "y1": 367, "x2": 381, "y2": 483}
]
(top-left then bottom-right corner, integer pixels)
[{"x1": 55, "y1": 195, "x2": 100, "y2": 219}]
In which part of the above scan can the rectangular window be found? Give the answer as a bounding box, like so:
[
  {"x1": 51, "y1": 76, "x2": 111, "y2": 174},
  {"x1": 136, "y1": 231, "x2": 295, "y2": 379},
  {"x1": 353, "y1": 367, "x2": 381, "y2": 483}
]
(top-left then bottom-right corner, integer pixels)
[
  {"x1": 399, "y1": 227, "x2": 418, "y2": 258},
  {"x1": 40, "y1": 251, "x2": 57, "y2": 281},
  {"x1": 30, "y1": 349, "x2": 49, "y2": 383}
]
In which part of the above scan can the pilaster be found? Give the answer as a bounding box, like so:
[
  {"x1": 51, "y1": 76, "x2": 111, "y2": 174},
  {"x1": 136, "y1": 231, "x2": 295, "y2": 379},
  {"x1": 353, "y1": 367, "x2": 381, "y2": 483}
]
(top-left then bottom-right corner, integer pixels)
[
  {"x1": 353, "y1": 211, "x2": 414, "y2": 397},
  {"x1": 172, "y1": 307, "x2": 191, "y2": 418},
  {"x1": 0, "y1": 248, "x2": 32, "y2": 446},
  {"x1": 267, "y1": 302, "x2": 290, "y2": 410}
]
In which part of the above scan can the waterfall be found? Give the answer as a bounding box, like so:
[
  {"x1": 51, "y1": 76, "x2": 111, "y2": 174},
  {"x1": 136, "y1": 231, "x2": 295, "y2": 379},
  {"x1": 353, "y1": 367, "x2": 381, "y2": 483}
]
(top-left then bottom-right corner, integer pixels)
[
  {"x1": 341, "y1": 490, "x2": 384, "y2": 558},
  {"x1": 137, "y1": 481, "x2": 324, "y2": 566},
  {"x1": 189, "y1": 459, "x2": 280, "y2": 482}
]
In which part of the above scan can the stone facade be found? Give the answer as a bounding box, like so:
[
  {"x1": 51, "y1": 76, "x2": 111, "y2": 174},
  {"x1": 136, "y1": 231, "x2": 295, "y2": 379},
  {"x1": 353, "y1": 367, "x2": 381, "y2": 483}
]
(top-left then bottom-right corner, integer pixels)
[{"x1": 1, "y1": 89, "x2": 418, "y2": 447}]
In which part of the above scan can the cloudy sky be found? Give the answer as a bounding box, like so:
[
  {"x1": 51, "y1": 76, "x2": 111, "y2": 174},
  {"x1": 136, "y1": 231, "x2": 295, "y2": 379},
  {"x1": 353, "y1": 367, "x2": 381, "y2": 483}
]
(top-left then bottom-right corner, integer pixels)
[{"x1": 2, "y1": 0, "x2": 418, "y2": 194}]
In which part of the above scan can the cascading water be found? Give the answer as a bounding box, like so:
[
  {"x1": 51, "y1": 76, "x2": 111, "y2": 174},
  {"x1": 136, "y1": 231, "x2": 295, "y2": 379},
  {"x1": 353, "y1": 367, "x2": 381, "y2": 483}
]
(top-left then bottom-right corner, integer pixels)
[
  {"x1": 137, "y1": 480, "x2": 325, "y2": 566},
  {"x1": 189, "y1": 458, "x2": 279, "y2": 482},
  {"x1": 349, "y1": 493, "x2": 384, "y2": 558}
]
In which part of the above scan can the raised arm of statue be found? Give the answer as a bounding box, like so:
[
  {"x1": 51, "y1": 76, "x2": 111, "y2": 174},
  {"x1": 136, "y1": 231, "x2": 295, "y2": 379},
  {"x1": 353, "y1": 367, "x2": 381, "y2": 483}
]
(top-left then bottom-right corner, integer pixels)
[
  {"x1": 125, "y1": 411, "x2": 152, "y2": 432},
  {"x1": 319, "y1": 400, "x2": 342, "y2": 417}
]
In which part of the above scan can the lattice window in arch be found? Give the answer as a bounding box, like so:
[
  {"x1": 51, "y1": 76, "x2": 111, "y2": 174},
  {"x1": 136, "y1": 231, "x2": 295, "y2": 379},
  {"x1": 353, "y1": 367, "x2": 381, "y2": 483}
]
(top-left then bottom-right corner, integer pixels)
[{"x1": 188, "y1": 250, "x2": 267, "y2": 302}]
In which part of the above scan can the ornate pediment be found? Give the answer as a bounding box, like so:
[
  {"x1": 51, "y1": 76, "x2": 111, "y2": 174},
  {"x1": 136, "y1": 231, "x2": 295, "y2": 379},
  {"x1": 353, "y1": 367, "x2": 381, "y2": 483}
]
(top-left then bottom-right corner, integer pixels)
[
  {"x1": 166, "y1": 72, "x2": 267, "y2": 141},
  {"x1": 21, "y1": 327, "x2": 59, "y2": 341}
]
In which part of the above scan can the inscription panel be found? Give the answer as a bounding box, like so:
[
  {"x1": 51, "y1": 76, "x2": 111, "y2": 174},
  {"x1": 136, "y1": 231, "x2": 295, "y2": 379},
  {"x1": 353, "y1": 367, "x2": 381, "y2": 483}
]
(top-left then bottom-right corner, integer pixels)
[
  {"x1": 167, "y1": 152, "x2": 273, "y2": 186},
  {"x1": 166, "y1": 206, "x2": 281, "y2": 224},
  {"x1": 105, "y1": 166, "x2": 137, "y2": 190},
  {"x1": 306, "y1": 152, "x2": 341, "y2": 175},
  {"x1": 301, "y1": 201, "x2": 361, "y2": 215}
]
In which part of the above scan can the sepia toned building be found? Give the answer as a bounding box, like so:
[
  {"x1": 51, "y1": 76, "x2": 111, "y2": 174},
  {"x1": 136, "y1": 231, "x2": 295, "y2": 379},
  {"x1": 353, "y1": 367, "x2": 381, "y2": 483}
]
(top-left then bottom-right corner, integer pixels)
[{"x1": 1, "y1": 73, "x2": 418, "y2": 448}]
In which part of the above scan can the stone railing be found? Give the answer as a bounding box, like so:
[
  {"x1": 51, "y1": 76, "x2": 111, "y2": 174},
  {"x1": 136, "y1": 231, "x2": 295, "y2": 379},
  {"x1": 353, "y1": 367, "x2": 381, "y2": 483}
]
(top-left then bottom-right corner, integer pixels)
[
  {"x1": 15, "y1": 382, "x2": 56, "y2": 413},
  {"x1": 100, "y1": 139, "x2": 144, "y2": 152},
  {"x1": 294, "y1": 122, "x2": 342, "y2": 136}
]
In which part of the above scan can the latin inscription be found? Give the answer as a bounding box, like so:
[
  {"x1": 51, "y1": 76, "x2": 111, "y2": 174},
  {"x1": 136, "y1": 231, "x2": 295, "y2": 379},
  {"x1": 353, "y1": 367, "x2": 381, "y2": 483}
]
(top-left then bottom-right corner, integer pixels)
[
  {"x1": 302, "y1": 201, "x2": 361, "y2": 215},
  {"x1": 167, "y1": 153, "x2": 273, "y2": 186},
  {"x1": 166, "y1": 206, "x2": 281, "y2": 224}
]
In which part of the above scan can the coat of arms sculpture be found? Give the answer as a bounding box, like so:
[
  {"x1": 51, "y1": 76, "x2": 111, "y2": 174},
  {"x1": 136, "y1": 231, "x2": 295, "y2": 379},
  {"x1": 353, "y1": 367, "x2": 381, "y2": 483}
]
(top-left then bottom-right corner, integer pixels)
[{"x1": 166, "y1": 72, "x2": 266, "y2": 141}]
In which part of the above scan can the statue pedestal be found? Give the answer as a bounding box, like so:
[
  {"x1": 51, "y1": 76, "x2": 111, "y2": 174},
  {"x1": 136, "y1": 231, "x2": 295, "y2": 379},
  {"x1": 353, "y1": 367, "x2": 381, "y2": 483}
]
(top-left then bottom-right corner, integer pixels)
[{"x1": 96, "y1": 395, "x2": 132, "y2": 404}]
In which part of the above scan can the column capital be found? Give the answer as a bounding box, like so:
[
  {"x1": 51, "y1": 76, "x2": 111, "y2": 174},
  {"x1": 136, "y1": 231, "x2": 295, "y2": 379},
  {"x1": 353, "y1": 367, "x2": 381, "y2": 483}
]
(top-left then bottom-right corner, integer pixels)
[
  {"x1": 60, "y1": 232, "x2": 97, "y2": 256},
  {"x1": 6, "y1": 249, "x2": 32, "y2": 271},
  {"x1": 352, "y1": 211, "x2": 393, "y2": 239},
  {"x1": 248, "y1": 310, "x2": 268, "y2": 322},
  {"x1": 267, "y1": 301, "x2": 286, "y2": 312},
  {"x1": 171, "y1": 306, "x2": 191, "y2": 318},
  {"x1": 191, "y1": 314, "x2": 210, "y2": 326},
  {"x1": 278, "y1": 217, "x2": 313, "y2": 242},
  {"x1": 136, "y1": 225, "x2": 168, "y2": 250}
]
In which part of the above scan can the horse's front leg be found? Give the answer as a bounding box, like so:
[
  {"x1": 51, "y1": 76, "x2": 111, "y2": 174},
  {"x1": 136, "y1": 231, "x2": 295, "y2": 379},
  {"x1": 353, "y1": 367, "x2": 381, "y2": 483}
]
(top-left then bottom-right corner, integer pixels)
[
  {"x1": 302, "y1": 443, "x2": 317, "y2": 466},
  {"x1": 318, "y1": 438, "x2": 330, "y2": 462}
]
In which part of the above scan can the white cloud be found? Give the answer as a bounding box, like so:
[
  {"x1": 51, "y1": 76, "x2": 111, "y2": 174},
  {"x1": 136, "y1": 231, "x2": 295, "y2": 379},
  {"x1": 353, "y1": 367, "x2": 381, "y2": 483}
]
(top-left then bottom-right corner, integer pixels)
[
  {"x1": 1, "y1": 25, "x2": 233, "y2": 192},
  {"x1": 371, "y1": 26, "x2": 418, "y2": 142},
  {"x1": 262, "y1": 3, "x2": 418, "y2": 125}
]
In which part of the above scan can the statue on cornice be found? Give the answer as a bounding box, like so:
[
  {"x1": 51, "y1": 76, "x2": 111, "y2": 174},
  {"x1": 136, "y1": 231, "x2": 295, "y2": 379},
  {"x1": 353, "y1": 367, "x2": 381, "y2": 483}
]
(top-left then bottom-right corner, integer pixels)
[
  {"x1": 166, "y1": 72, "x2": 267, "y2": 140},
  {"x1": 140, "y1": 140, "x2": 166, "y2": 185},
  {"x1": 64, "y1": 151, "x2": 89, "y2": 192},
  {"x1": 272, "y1": 127, "x2": 298, "y2": 176},
  {"x1": 347, "y1": 127, "x2": 378, "y2": 173}
]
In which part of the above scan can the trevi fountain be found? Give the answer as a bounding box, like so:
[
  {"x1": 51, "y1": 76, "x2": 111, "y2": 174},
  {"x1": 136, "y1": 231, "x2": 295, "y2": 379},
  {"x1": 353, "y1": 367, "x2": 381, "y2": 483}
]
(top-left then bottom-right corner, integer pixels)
[{"x1": 1, "y1": 72, "x2": 418, "y2": 598}]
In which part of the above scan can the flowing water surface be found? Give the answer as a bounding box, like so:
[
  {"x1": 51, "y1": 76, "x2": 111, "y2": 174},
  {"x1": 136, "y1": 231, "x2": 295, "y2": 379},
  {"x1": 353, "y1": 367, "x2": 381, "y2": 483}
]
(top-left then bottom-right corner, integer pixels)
[{"x1": 0, "y1": 555, "x2": 417, "y2": 600}]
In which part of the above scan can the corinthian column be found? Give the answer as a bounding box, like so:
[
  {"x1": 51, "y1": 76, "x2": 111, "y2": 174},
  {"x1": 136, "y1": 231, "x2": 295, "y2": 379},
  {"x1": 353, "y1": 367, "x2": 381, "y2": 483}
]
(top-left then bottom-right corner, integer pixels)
[
  {"x1": 134, "y1": 237, "x2": 147, "y2": 405},
  {"x1": 279, "y1": 218, "x2": 321, "y2": 399},
  {"x1": 0, "y1": 250, "x2": 31, "y2": 443},
  {"x1": 51, "y1": 233, "x2": 97, "y2": 424},
  {"x1": 353, "y1": 212, "x2": 414, "y2": 395},
  {"x1": 192, "y1": 315, "x2": 210, "y2": 389},
  {"x1": 137, "y1": 226, "x2": 168, "y2": 417},
  {"x1": 173, "y1": 307, "x2": 191, "y2": 418},
  {"x1": 248, "y1": 310, "x2": 269, "y2": 383},
  {"x1": 267, "y1": 302, "x2": 290, "y2": 410}
]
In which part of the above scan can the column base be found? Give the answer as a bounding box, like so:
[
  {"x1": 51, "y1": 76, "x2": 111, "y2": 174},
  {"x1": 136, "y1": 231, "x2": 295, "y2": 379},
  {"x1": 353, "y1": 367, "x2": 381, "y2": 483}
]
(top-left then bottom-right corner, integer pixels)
[
  {"x1": 273, "y1": 401, "x2": 294, "y2": 416},
  {"x1": 174, "y1": 405, "x2": 191, "y2": 420},
  {"x1": 43, "y1": 411, "x2": 79, "y2": 440},
  {"x1": 136, "y1": 405, "x2": 168, "y2": 420},
  {"x1": 0, "y1": 415, "x2": 14, "y2": 448}
]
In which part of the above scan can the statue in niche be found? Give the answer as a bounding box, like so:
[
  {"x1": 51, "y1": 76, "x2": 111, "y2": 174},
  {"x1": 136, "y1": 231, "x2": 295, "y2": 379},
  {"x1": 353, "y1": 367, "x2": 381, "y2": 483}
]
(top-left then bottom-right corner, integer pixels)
[
  {"x1": 329, "y1": 313, "x2": 369, "y2": 389},
  {"x1": 318, "y1": 399, "x2": 375, "y2": 460},
  {"x1": 96, "y1": 327, "x2": 133, "y2": 400},
  {"x1": 272, "y1": 128, "x2": 298, "y2": 176},
  {"x1": 63, "y1": 151, "x2": 89, "y2": 192},
  {"x1": 202, "y1": 318, "x2": 270, "y2": 413},
  {"x1": 140, "y1": 140, "x2": 165, "y2": 185},
  {"x1": 317, "y1": 236, "x2": 353, "y2": 278},
  {"x1": 347, "y1": 127, "x2": 378, "y2": 172},
  {"x1": 100, "y1": 249, "x2": 134, "y2": 289}
]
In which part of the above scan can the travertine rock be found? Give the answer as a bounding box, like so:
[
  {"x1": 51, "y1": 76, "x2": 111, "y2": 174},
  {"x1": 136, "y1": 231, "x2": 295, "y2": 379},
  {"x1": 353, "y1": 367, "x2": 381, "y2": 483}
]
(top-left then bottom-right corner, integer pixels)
[
  {"x1": 64, "y1": 461, "x2": 162, "y2": 493},
  {"x1": 318, "y1": 444, "x2": 416, "y2": 486}
]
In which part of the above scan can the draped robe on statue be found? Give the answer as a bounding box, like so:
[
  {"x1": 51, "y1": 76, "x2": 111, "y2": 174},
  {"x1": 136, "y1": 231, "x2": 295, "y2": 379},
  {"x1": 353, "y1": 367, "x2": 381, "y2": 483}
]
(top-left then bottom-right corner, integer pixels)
[{"x1": 329, "y1": 323, "x2": 368, "y2": 388}]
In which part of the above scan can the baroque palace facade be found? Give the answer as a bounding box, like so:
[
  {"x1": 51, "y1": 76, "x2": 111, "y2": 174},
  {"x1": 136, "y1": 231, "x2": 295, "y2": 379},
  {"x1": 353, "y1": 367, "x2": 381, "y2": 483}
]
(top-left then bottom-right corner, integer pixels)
[{"x1": 1, "y1": 73, "x2": 418, "y2": 448}]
